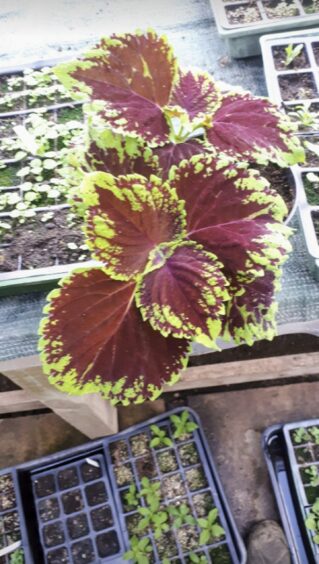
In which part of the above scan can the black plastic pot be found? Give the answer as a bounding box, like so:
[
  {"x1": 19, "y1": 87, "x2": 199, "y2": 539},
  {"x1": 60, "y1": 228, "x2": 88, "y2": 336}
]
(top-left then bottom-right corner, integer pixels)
[
  {"x1": 0, "y1": 408, "x2": 246, "y2": 563},
  {"x1": 263, "y1": 421, "x2": 319, "y2": 564}
]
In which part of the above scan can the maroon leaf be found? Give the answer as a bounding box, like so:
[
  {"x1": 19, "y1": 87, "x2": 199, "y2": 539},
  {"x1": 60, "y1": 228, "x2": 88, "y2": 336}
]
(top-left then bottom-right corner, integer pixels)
[
  {"x1": 148, "y1": 138, "x2": 206, "y2": 179},
  {"x1": 136, "y1": 242, "x2": 229, "y2": 342},
  {"x1": 223, "y1": 271, "x2": 280, "y2": 345},
  {"x1": 169, "y1": 155, "x2": 290, "y2": 282},
  {"x1": 86, "y1": 141, "x2": 155, "y2": 177},
  {"x1": 56, "y1": 30, "x2": 177, "y2": 144},
  {"x1": 205, "y1": 91, "x2": 303, "y2": 165},
  {"x1": 169, "y1": 70, "x2": 221, "y2": 120},
  {"x1": 83, "y1": 171, "x2": 186, "y2": 280},
  {"x1": 39, "y1": 269, "x2": 190, "y2": 404}
]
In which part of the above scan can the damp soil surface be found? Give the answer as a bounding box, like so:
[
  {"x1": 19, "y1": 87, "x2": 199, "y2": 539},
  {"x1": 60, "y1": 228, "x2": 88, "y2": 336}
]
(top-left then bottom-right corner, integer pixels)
[
  {"x1": 278, "y1": 72, "x2": 318, "y2": 101},
  {"x1": 0, "y1": 208, "x2": 89, "y2": 272}
]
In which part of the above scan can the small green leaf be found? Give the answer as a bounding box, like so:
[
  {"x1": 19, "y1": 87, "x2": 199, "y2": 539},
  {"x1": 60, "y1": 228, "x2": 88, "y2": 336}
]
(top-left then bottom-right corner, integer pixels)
[{"x1": 199, "y1": 529, "x2": 210, "y2": 545}]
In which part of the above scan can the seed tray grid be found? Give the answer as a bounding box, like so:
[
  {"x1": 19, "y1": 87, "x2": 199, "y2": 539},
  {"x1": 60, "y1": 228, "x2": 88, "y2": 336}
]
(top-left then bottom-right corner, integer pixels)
[
  {"x1": 0, "y1": 409, "x2": 245, "y2": 562},
  {"x1": 0, "y1": 469, "x2": 30, "y2": 564},
  {"x1": 260, "y1": 29, "x2": 319, "y2": 279},
  {"x1": 210, "y1": 0, "x2": 319, "y2": 58},
  {"x1": 31, "y1": 453, "x2": 123, "y2": 563},
  {"x1": 283, "y1": 419, "x2": 319, "y2": 558},
  {"x1": 263, "y1": 425, "x2": 313, "y2": 563},
  {"x1": 215, "y1": 0, "x2": 318, "y2": 29},
  {"x1": 105, "y1": 408, "x2": 245, "y2": 563},
  {"x1": 0, "y1": 65, "x2": 75, "y2": 117},
  {"x1": 0, "y1": 57, "x2": 91, "y2": 296},
  {"x1": 260, "y1": 31, "x2": 319, "y2": 108}
]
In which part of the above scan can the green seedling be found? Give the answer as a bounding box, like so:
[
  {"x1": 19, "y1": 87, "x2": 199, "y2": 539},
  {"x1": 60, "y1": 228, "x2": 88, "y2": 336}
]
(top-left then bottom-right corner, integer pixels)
[
  {"x1": 198, "y1": 508, "x2": 225, "y2": 545},
  {"x1": 287, "y1": 102, "x2": 319, "y2": 130},
  {"x1": 305, "y1": 498, "x2": 319, "y2": 544},
  {"x1": 124, "y1": 483, "x2": 139, "y2": 508},
  {"x1": 305, "y1": 465, "x2": 319, "y2": 487},
  {"x1": 123, "y1": 535, "x2": 153, "y2": 563},
  {"x1": 170, "y1": 410, "x2": 199, "y2": 439},
  {"x1": 309, "y1": 427, "x2": 319, "y2": 445},
  {"x1": 304, "y1": 141, "x2": 319, "y2": 158},
  {"x1": 137, "y1": 506, "x2": 169, "y2": 539},
  {"x1": 293, "y1": 427, "x2": 312, "y2": 444},
  {"x1": 10, "y1": 550, "x2": 24, "y2": 564},
  {"x1": 189, "y1": 552, "x2": 209, "y2": 564},
  {"x1": 139, "y1": 477, "x2": 161, "y2": 508},
  {"x1": 284, "y1": 43, "x2": 304, "y2": 66},
  {"x1": 150, "y1": 425, "x2": 173, "y2": 448},
  {"x1": 168, "y1": 503, "x2": 196, "y2": 528}
]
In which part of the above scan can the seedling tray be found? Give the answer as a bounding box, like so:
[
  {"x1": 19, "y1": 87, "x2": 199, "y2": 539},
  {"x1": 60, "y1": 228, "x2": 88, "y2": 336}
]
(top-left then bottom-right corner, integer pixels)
[
  {"x1": 283, "y1": 418, "x2": 319, "y2": 560},
  {"x1": 260, "y1": 28, "x2": 319, "y2": 279},
  {"x1": 105, "y1": 407, "x2": 245, "y2": 563},
  {"x1": 263, "y1": 425, "x2": 313, "y2": 563},
  {"x1": 210, "y1": 0, "x2": 319, "y2": 58},
  {"x1": 0, "y1": 56, "x2": 90, "y2": 297},
  {"x1": 0, "y1": 408, "x2": 246, "y2": 563}
]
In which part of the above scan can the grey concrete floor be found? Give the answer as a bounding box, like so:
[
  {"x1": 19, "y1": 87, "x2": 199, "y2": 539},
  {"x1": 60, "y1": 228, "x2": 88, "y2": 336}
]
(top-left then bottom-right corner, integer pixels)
[{"x1": 190, "y1": 379, "x2": 319, "y2": 538}]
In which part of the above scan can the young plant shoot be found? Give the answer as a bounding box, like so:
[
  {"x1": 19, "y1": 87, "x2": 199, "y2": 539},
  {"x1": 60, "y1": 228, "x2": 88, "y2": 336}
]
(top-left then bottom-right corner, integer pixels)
[{"x1": 39, "y1": 30, "x2": 303, "y2": 405}]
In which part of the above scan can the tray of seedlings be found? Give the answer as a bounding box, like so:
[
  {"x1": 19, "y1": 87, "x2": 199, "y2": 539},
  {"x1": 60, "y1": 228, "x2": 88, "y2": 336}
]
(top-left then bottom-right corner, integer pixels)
[
  {"x1": 209, "y1": 0, "x2": 319, "y2": 58},
  {"x1": 0, "y1": 58, "x2": 91, "y2": 296},
  {"x1": 105, "y1": 408, "x2": 245, "y2": 563},
  {"x1": 263, "y1": 425, "x2": 313, "y2": 564},
  {"x1": 260, "y1": 28, "x2": 319, "y2": 279},
  {"x1": 0, "y1": 408, "x2": 246, "y2": 563},
  {"x1": 263, "y1": 421, "x2": 319, "y2": 564},
  {"x1": 283, "y1": 419, "x2": 319, "y2": 561}
]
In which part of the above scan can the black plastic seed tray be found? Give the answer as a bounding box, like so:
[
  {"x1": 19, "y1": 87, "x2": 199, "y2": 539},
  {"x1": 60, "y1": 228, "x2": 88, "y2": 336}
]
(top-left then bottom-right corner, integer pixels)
[
  {"x1": 0, "y1": 440, "x2": 125, "y2": 564},
  {"x1": 283, "y1": 418, "x2": 319, "y2": 560},
  {"x1": 263, "y1": 424, "x2": 318, "y2": 564},
  {"x1": 104, "y1": 407, "x2": 246, "y2": 563},
  {"x1": 0, "y1": 408, "x2": 245, "y2": 563}
]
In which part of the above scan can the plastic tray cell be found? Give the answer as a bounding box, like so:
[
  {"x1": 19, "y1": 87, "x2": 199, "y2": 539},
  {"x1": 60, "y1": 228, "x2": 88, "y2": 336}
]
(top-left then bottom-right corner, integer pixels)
[{"x1": 31, "y1": 453, "x2": 122, "y2": 563}]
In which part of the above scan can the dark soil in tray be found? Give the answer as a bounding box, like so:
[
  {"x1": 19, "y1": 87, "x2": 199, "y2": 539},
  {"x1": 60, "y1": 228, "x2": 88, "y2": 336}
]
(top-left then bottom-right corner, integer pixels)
[
  {"x1": 272, "y1": 44, "x2": 309, "y2": 71},
  {"x1": 303, "y1": 173, "x2": 319, "y2": 205},
  {"x1": 313, "y1": 42, "x2": 319, "y2": 65},
  {"x1": 0, "y1": 474, "x2": 16, "y2": 511},
  {"x1": 38, "y1": 497, "x2": 60, "y2": 522},
  {"x1": 0, "y1": 208, "x2": 89, "y2": 272},
  {"x1": 303, "y1": 135, "x2": 319, "y2": 166},
  {"x1": 58, "y1": 467, "x2": 79, "y2": 490},
  {"x1": 250, "y1": 162, "x2": 295, "y2": 215},
  {"x1": 263, "y1": 0, "x2": 300, "y2": 19},
  {"x1": 303, "y1": 0, "x2": 319, "y2": 14},
  {"x1": 0, "y1": 115, "x2": 23, "y2": 139},
  {"x1": 71, "y1": 538, "x2": 95, "y2": 564},
  {"x1": 67, "y1": 513, "x2": 89, "y2": 540},
  {"x1": 278, "y1": 72, "x2": 318, "y2": 101},
  {"x1": 47, "y1": 546, "x2": 69, "y2": 564},
  {"x1": 225, "y1": 2, "x2": 262, "y2": 24},
  {"x1": 96, "y1": 530, "x2": 120, "y2": 558}
]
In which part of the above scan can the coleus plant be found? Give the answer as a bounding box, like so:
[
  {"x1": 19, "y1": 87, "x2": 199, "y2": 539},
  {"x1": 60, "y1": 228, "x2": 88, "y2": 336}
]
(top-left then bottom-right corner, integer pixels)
[{"x1": 39, "y1": 30, "x2": 303, "y2": 405}]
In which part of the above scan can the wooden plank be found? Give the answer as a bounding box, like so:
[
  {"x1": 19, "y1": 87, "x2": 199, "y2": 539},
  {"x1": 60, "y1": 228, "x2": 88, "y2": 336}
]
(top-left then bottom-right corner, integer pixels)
[
  {"x1": 0, "y1": 390, "x2": 43, "y2": 414},
  {"x1": 166, "y1": 351, "x2": 319, "y2": 392},
  {"x1": 0, "y1": 355, "x2": 118, "y2": 438}
]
